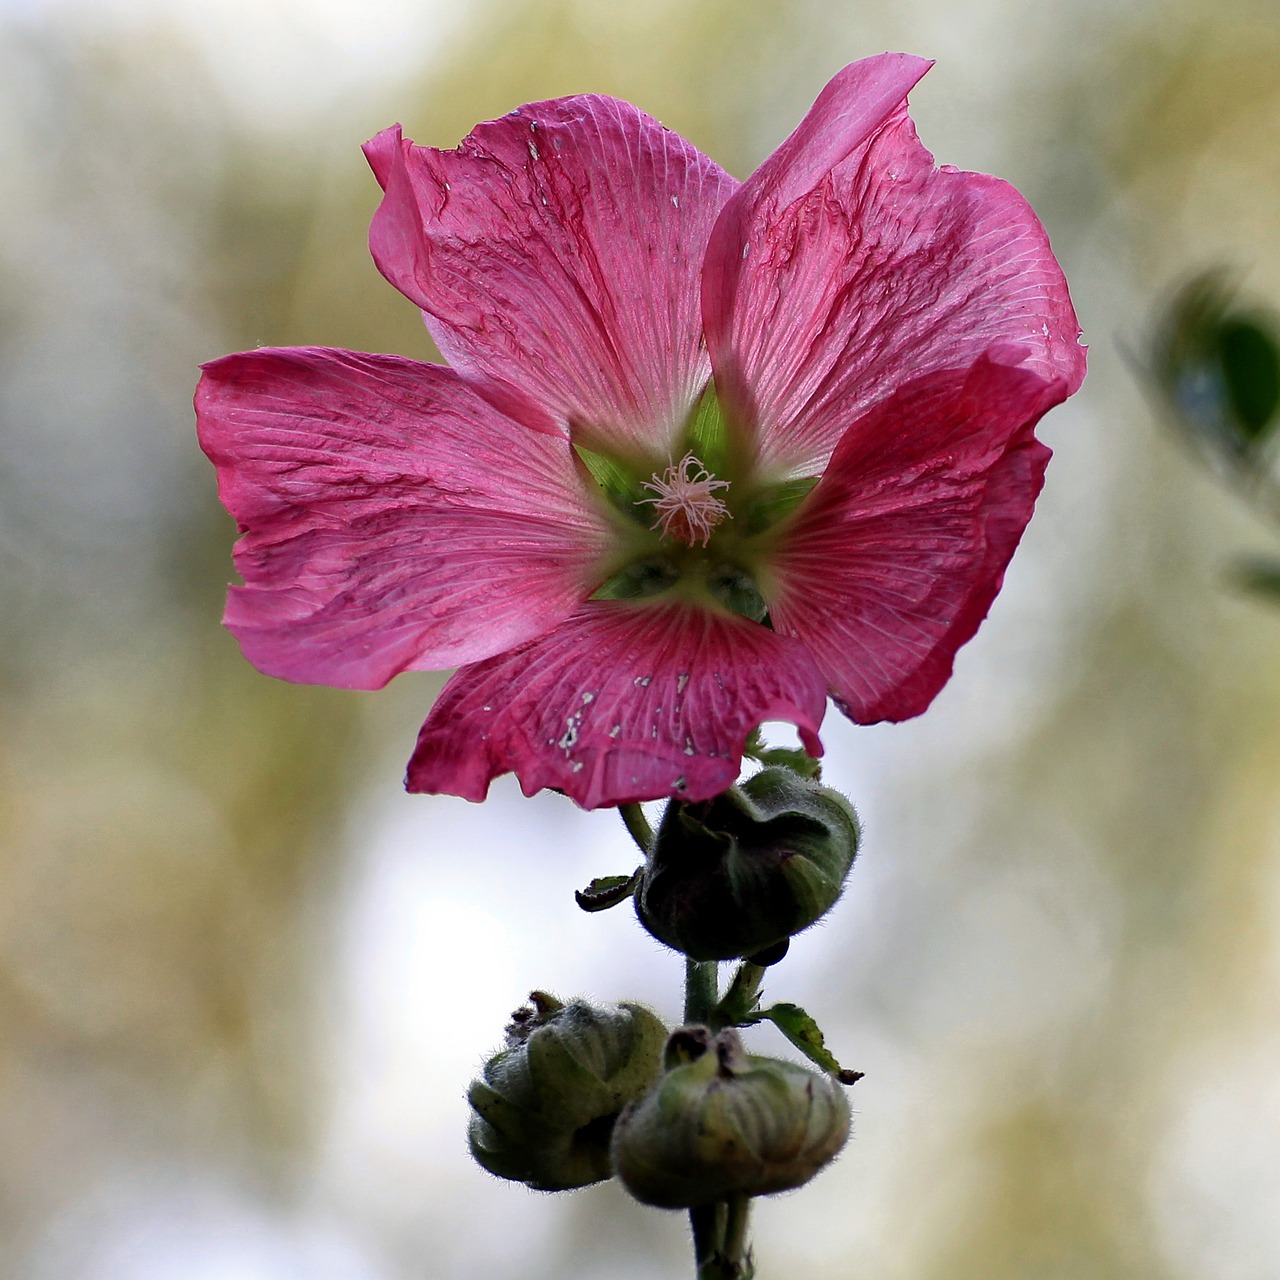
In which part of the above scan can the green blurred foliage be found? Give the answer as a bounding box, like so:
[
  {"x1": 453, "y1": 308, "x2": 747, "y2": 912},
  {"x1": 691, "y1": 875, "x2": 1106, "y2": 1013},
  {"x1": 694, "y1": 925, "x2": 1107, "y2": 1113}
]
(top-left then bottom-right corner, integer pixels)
[
  {"x1": 1146, "y1": 271, "x2": 1280, "y2": 600},
  {"x1": 1152, "y1": 271, "x2": 1280, "y2": 452}
]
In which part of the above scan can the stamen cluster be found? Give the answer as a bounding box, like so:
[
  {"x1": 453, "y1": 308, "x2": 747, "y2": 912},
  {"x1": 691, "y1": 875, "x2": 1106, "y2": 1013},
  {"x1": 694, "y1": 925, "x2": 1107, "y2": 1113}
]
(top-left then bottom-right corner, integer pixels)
[{"x1": 640, "y1": 453, "x2": 731, "y2": 547}]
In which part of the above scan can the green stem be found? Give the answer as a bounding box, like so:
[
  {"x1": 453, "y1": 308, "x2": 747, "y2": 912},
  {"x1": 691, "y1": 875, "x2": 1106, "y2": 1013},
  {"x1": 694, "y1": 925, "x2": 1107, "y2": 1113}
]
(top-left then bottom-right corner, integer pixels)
[
  {"x1": 692, "y1": 1196, "x2": 753, "y2": 1280},
  {"x1": 684, "y1": 957, "x2": 719, "y2": 1025},
  {"x1": 721, "y1": 1194, "x2": 754, "y2": 1278},
  {"x1": 683, "y1": 966, "x2": 759, "y2": 1277},
  {"x1": 684, "y1": 957, "x2": 722, "y2": 1277},
  {"x1": 690, "y1": 1203, "x2": 724, "y2": 1276},
  {"x1": 618, "y1": 802, "x2": 653, "y2": 855}
]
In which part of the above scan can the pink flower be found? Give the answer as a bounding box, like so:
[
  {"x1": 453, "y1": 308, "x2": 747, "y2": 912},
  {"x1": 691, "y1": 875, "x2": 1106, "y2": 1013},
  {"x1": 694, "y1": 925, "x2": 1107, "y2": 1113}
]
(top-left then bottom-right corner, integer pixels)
[{"x1": 196, "y1": 54, "x2": 1085, "y2": 810}]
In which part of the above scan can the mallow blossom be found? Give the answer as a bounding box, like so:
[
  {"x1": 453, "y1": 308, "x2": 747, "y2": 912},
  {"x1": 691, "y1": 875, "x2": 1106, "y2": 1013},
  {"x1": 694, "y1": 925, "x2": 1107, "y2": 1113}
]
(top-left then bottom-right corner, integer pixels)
[{"x1": 196, "y1": 54, "x2": 1085, "y2": 809}]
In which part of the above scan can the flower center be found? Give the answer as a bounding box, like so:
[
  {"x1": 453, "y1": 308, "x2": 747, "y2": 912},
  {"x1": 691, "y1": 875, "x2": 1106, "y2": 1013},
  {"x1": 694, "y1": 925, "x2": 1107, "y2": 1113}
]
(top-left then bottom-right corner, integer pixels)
[{"x1": 639, "y1": 453, "x2": 730, "y2": 548}]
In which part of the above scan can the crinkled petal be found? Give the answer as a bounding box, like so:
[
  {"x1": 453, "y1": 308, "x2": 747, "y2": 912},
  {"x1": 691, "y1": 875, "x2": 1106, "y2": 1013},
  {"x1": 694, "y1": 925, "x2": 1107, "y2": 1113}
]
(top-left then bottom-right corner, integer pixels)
[
  {"x1": 364, "y1": 103, "x2": 738, "y2": 453},
  {"x1": 702, "y1": 53, "x2": 1085, "y2": 476},
  {"x1": 406, "y1": 602, "x2": 828, "y2": 808},
  {"x1": 196, "y1": 348, "x2": 611, "y2": 688},
  {"x1": 766, "y1": 358, "x2": 1060, "y2": 723}
]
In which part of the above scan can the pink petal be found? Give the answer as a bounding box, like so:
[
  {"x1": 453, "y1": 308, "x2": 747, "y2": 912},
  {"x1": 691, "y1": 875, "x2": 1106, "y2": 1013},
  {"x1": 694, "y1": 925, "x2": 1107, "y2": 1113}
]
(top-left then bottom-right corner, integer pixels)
[
  {"x1": 196, "y1": 347, "x2": 611, "y2": 688},
  {"x1": 363, "y1": 103, "x2": 738, "y2": 453},
  {"x1": 405, "y1": 602, "x2": 828, "y2": 808},
  {"x1": 766, "y1": 358, "x2": 1060, "y2": 723},
  {"x1": 702, "y1": 54, "x2": 1085, "y2": 477}
]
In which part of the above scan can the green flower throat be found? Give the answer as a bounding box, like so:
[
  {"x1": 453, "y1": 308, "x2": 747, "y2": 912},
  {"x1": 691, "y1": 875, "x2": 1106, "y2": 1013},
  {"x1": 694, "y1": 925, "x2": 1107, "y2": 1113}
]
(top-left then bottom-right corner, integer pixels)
[{"x1": 575, "y1": 383, "x2": 818, "y2": 623}]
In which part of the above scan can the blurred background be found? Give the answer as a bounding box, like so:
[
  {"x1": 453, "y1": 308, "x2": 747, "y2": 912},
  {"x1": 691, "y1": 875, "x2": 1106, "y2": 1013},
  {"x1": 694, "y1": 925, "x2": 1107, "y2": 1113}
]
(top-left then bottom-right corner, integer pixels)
[{"x1": 2, "y1": 0, "x2": 1279, "y2": 1276}]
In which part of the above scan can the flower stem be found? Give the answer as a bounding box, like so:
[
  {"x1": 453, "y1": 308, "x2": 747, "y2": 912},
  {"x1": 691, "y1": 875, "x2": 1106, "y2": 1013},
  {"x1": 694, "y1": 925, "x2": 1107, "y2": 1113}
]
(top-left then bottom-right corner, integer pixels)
[
  {"x1": 684, "y1": 956, "x2": 723, "y2": 1276},
  {"x1": 692, "y1": 1195, "x2": 754, "y2": 1280},
  {"x1": 721, "y1": 1194, "x2": 754, "y2": 1278},
  {"x1": 683, "y1": 962, "x2": 758, "y2": 1278},
  {"x1": 690, "y1": 1203, "x2": 725, "y2": 1276},
  {"x1": 618, "y1": 802, "x2": 653, "y2": 855},
  {"x1": 684, "y1": 957, "x2": 719, "y2": 1025}
]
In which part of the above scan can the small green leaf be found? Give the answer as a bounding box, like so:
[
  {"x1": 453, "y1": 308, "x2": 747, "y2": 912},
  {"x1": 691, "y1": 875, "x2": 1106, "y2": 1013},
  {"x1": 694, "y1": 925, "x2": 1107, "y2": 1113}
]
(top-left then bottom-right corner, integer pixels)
[
  {"x1": 573, "y1": 442, "x2": 652, "y2": 522},
  {"x1": 745, "y1": 1001, "x2": 861, "y2": 1083},
  {"x1": 574, "y1": 868, "x2": 643, "y2": 912},
  {"x1": 682, "y1": 380, "x2": 732, "y2": 477}
]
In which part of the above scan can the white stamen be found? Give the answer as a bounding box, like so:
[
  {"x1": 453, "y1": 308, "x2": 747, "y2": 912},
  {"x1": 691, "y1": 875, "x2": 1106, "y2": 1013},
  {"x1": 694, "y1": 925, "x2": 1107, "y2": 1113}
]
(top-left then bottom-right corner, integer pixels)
[{"x1": 640, "y1": 452, "x2": 730, "y2": 547}]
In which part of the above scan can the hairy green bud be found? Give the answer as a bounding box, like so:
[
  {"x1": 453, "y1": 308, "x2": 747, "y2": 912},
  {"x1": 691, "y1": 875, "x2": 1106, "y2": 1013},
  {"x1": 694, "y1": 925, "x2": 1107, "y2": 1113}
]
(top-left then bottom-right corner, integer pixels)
[
  {"x1": 636, "y1": 768, "x2": 859, "y2": 960},
  {"x1": 611, "y1": 1027, "x2": 851, "y2": 1208},
  {"x1": 467, "y1": 991, "x2": 667, "y2": 1191}
]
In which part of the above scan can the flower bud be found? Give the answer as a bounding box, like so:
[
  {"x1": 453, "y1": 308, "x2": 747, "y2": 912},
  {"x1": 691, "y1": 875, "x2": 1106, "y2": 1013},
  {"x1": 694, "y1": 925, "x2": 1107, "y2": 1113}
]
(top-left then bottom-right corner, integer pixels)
[
  {"x1": 467, "y1": 991, "x2": 667, "y2": 1191},
  {"x1": 636, "y1": 767, "x2": 859, "y2": 960},
  {"x1": 611, "y1": 1027, "x2": 850, "y2": 1208}
]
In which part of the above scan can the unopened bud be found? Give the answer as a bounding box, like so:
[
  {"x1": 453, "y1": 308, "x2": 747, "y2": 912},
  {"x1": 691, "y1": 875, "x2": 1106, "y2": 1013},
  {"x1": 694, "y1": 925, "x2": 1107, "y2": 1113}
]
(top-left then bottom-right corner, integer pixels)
[
  {"x1": 636, "y1": 768, "x2": 859, "y2": 960},
  {"x1": 611, "y1": 1027, "x2": 850, "y2": 1208},
  {"x1": 468, "y1": 992, "x2": 667, "y2": 1191}
]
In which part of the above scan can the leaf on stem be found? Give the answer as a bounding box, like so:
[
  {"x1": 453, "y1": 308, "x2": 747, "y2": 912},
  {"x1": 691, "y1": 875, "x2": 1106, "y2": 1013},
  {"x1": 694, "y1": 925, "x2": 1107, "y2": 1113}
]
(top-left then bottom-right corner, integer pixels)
[
  {"x1": 714, "y1": 961, "x2": 765, "y2": 1028},
  {"x1": 743, "y1": 1001, "x2": 863, "y2": 1083},
  {"x1": 575, "y1": 868, "x2": 643, "y2": 912}
]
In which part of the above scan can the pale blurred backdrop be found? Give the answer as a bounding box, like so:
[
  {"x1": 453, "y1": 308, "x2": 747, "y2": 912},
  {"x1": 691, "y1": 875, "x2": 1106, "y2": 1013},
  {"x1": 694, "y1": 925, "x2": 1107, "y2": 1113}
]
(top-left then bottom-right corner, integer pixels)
[{"x1": 2, "y1": 0, "x2": 1279, "y2": 1277}]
